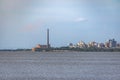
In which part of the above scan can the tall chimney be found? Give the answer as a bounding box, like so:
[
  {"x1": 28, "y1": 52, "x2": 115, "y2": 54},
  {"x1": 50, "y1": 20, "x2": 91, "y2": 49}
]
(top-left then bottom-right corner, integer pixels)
[{"x1": 47, "y1": 28, "x2": 50, "y2": 48}]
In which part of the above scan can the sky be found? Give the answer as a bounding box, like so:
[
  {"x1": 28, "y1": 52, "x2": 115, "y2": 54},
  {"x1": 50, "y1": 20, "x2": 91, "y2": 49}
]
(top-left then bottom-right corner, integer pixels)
[{"x1": 0, "y1": 0, "x2": 120, "y2": 49}]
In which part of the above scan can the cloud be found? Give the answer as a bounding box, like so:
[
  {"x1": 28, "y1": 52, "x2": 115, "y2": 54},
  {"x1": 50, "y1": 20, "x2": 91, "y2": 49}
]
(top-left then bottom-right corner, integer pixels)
[{"x1": 74, "y1": 17, "x2": 87, "y2": 22}]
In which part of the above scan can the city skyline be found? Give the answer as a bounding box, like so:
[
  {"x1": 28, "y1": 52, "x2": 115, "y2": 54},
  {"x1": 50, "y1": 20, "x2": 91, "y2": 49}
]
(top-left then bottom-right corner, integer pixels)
[
  {"x1": 69, "y1": 38, "x2": 119, "y2": 48},
  {"x1": 0, "y1": 0, "x2": 120, "y2": 49}
]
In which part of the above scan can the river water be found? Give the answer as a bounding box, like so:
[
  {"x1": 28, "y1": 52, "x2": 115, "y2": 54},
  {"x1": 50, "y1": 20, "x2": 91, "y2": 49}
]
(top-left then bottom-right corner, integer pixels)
[{"x1": 0, "y1": 51, "x2": 120, "y2": 80}]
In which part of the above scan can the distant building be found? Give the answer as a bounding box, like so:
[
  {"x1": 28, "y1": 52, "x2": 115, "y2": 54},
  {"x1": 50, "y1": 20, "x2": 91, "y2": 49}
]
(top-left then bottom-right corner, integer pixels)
[
  {"x1": 109, "y1": 39, "x2": 117, "y2": 48},
  {"x1": 98, "y1": 43, "x2": 105, "y2": 48},
  {"x1": 117, "y1": 43, "x2": 120, "y2": 48},
  {"x1": 32, "y1": 44, "x2": 48, "y2": 52},
  {"x1": 105, "y1": 39, "x2": 117, "y2": 48},
  {"x1": 77, "y1": 41, "x2": 87, "y2": 48},
  {"x1": 69, "y1": 43, "x2": 74, "y2": 48},
  {"x1": 36, "y1": 44, "x2": 48, "y2": 48},
  {"x1": 32, "y1": 29, "x2": 50, "y2": 51},
  {"x1": 105, "y1": 41, "x2": 109, "y2": 48},
  {"x1": 88, "y1": 41, "x2": 98, "y2": 48}
]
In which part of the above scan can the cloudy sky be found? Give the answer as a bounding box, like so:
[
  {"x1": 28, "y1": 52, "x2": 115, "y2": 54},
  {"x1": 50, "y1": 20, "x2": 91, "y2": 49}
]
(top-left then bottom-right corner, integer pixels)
[{"x1": 0, "y1": 0, "x2": 120, "y2": 49}]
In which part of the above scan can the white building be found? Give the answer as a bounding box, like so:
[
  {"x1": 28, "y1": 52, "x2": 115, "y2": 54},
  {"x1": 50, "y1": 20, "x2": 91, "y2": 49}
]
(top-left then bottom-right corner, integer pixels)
[{"x1": 76, "y1": 41, "x2": 87, "y2": 48}]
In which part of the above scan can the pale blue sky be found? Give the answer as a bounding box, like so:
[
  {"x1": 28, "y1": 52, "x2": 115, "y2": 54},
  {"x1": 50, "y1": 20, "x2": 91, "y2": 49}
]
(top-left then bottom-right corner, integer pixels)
[{"x1": 0, "y1": 0, "x2": 120, "y2": 49}]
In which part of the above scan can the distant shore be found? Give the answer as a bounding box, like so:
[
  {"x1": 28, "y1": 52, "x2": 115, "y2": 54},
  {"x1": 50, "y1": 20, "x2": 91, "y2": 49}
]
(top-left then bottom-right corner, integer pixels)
[{"x1": 0, "y1": 47, "x2": 120, "y2": 52}]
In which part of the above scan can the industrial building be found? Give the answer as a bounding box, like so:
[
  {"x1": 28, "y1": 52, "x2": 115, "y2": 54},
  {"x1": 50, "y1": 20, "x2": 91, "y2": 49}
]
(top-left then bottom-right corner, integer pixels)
[{"x1": 32, "y1": 29, "x2": 50, "y2": 51}]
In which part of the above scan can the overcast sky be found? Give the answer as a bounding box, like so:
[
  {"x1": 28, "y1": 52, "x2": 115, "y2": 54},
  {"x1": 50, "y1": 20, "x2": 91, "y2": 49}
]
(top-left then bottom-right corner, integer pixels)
[{"x1": 0, "y1": 0, "x2": 120, "y2": 49}]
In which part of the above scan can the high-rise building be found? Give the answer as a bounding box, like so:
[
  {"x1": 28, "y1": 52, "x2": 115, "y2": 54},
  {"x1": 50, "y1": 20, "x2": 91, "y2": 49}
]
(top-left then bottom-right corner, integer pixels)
[
  {"x1": 105, "y1": 39, "x2": 117, "y2": 48},
  {"x1": 109, "y1": 39, "x2": 117, "y2": 48}
]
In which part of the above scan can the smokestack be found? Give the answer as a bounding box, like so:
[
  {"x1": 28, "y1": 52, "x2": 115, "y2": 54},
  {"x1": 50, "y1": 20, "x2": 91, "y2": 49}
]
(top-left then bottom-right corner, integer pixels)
[{"x1": 47, "y1": 28, "x2": 50, "y2": 48}]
